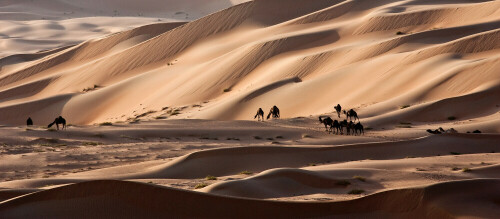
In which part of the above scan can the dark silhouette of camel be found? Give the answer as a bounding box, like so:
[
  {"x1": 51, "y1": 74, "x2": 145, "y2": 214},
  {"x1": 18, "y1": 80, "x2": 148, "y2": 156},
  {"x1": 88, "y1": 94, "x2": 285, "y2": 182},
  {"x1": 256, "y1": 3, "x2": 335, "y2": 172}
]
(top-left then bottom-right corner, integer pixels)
[
  {"x1": 339, "y1": 119, "x2": 349, "y2": 135},
  {"x1": 319, "y1": 116, "x2": 333, "y2": 132},
  {"x1": 331, "y1": 119, "x2": 341, "y2": 134},
  {"x1": 48, "y1": 116, "x2": 66, "y2": 130},
  {"x1": 347, "y1": 121, "x2": 355, "y2": 135},
  {"x1": 319, "y1": 116, "x2": 342, "y2": 134},
  {"x1": 266, "y1": 105, "x2": 280, "y2": 120},
  {"x1": 254, "y1": 108, "x2": 264, "y2": 121},
  {"x1": 427, "y1": 127, "x2": 447, "y2": 134},
  {"x1": 354, "y1": 122, "x2": 364, "y2": 135},
  {"x1": 334, "y1": 104, "x2": 342, "y2": 118},
  {"x1": 343, "y1": 109, "x2": 359, "y2": 121},
  {"x1": 26, "y1": 117, "x2": 33, "y2": 126},
  {"x1": 427, "y1": 129, "x2": 441, "y2": 134}
]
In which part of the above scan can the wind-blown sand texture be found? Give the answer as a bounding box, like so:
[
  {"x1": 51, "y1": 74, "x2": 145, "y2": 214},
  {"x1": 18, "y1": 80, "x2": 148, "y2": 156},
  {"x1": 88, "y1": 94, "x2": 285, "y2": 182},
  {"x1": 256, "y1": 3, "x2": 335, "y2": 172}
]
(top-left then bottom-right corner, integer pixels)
[{"x1": 1, "y1": 0, "x2": 500, "y2": 218}]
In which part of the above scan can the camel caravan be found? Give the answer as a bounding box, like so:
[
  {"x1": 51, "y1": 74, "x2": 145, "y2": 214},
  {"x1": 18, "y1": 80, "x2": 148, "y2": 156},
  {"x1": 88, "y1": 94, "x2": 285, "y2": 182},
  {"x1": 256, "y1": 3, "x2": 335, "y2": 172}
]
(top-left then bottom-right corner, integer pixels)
[
  {"x1": 253, "y1": 104, "x2": 364, "y2": 136},
  {"x1": 320, "y1": 104, "x2": 364, "y2": 136},
  {"x1": 254, "y1": 105, "x2": 280, "y2": 121}
]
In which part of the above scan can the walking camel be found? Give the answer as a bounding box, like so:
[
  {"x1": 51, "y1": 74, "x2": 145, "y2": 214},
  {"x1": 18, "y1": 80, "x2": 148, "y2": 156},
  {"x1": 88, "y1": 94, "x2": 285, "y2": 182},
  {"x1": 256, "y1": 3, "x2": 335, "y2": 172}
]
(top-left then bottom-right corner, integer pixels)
[
  {"x1": 334, "y1": 104, "x2": 342, "y2": 118},
  {"x1": 48, "y1": 116, "x2": 67, "y2": 130},
  {"x1": 267, "y1": 106, "x2": 280, "y2": 120},
  {"x1": 339, "y1": 119, "x2": 349, "y2": 135},
  {"x1": 254, "y1": 108, "x2": 264, "y2": 121},
  {"x1": 319, "y1": 116, "x2": 334, "y2": 132},
  {"x1": 343, "y1": 109, "x2": 359, "y2": 122},
  {"x1": 353, "y1": 122, "x2": 364, "y2": 135}
]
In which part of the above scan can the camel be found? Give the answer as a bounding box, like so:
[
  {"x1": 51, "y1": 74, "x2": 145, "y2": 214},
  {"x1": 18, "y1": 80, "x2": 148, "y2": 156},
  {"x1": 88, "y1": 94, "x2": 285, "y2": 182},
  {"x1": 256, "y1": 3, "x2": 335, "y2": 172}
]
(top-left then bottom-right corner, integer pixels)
[
  {"x1": 319, "y1": 116, "x2": 334, "y2": 132},
  {"x1": 26, "y1": 117, "x2": 33, "y2": 126},
  {"x1": 353, "y1": 122, "x2": 364, "y2": 135},
  {"x1": 334, "y1": 104, "x2": 342, "y2": 118},
  {"x1": 348, "y1": 121, "x2": 355, "y2": 135},
  {"x1": 266, "y1": 105, "x2": 280, "y2": 120},
  {"x1": 339, "y1": 119, "x2": 349, "y2": 135},
  {"x1": 343, "y1": 109, "x2": 359, "y2": 121},
  {"x1": 254, "y1": 108, "x2": 264, "y2": 121},
  {"x1": 331, "y1": 119, "x2": 341, "y2": 134},
  {"x1": 48, "y1": 116, "x2": 66, "y2": 130},
  {"x1": 427, "y1": 129, "x2": 442, "y2": 134},
  {"x1": 427, "y1": 127, "x2": 457, "y2": 134}
]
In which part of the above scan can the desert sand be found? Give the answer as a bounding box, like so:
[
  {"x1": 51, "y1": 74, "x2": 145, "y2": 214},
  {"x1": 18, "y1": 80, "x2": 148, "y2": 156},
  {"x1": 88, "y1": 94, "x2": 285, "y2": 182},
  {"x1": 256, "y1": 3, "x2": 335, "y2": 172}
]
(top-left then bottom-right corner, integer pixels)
[{"x1": 1, "y1": 0, "x2": 500, "y2": 218}]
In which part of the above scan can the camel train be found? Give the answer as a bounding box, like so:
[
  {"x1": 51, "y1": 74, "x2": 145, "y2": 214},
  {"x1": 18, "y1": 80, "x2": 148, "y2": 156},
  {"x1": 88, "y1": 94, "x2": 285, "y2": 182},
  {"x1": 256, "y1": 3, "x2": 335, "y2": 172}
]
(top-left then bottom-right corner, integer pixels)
[
  {"x1": 254, "y1": 106, "x2": 280, "y2": 121},
  {"x1": 319, "y1": 105, "x2": 364, "y2": 136},
  {"x1": 252, "y1": 104, "x2": 363, "y2": 135}
]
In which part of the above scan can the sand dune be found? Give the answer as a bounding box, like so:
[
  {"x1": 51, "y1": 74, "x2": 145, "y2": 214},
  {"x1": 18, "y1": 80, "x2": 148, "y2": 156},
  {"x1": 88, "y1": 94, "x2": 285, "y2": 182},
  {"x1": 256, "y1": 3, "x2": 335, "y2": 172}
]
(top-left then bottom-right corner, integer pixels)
[
  {"x1": 1, "y1": 0, "x2": 500, "y2": 217},
  {"x1": 0, "y1": 118, "x2": 498, "y2": 217},
  {"x1": 126, "y1": 134, "x2": 499, "y2": 179},
  {"x1": 0, "y1": 0, "x2": 249, "y2": 58},
  {"x1": 1, "y1": 179, "x2": 500, "y2": 218},
  {"x1": 0, "y1": 0, "x2": 499, "y2": 125}
]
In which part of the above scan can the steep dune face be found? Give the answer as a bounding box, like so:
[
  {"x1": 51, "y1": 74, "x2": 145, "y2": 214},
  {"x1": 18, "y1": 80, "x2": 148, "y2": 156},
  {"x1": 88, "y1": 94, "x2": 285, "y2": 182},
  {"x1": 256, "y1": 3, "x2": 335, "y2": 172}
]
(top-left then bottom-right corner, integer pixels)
[{"x1": 1, "y1": 0, "x2": 500, "y2": 126}]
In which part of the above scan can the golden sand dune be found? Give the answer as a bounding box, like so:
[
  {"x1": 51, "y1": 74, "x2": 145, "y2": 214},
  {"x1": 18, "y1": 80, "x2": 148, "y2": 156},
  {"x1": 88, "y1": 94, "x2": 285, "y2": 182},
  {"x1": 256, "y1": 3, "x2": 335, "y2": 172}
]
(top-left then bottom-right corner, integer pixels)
[
  {"x1": 0, "y1": 0, "x2": 499, "y2": 126},
  {"x1": 1, "y1": 0, "x2": 500, "y2": 218}
]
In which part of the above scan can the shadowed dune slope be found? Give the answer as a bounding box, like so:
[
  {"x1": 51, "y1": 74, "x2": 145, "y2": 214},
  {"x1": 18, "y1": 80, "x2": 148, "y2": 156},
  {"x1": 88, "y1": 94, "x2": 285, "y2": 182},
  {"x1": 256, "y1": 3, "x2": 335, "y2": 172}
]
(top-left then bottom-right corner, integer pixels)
[
  {"x1": 1, "y1": 179, "x2": 499, "y2": 218},
  {"x1": 126, "y1": 134, "x2": 500, "y2": 179},
  {"x1": 0, "y1": 0, "x2": 499, "y2": 126}
]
